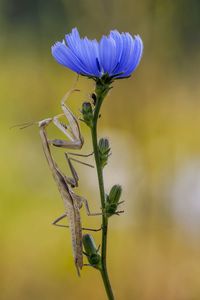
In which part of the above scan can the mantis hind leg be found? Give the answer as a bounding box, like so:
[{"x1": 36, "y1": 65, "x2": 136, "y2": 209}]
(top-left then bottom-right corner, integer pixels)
[
  {"x1": 52, "y1": 213, "x2": 68, "y2": 227},
  {"x1": 52, "y1": 213, "x2": 102, "y2": 231},
  {"x1": 64, "y1": 152, "x2": 94, "y2": 188}
]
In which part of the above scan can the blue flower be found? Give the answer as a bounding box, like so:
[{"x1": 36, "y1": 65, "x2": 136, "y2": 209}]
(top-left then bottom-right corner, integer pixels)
[{"x1": 52, "y1": 28, "x2": 143, "y2": 79}]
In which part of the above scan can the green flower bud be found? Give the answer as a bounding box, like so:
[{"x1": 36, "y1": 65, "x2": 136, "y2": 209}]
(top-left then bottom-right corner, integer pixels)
[
  {"x1": 108, "y1": 184, "x2": 122, "y2": 204},
  {"x1": 105, "y1": 184, "x2": 122, "y2": 217},
  {"x1": 98, "y1": 137, "x2": 111, "y2": 168},
  {"x1": 83, "y1": 234, "x2": 101, "y2": 270},
  {"x1": 99, "y1": 137, "x2": 109, "y2": 151},
  {"x1": 81, "y1": 102, "x2": 93, "y2": 127}
]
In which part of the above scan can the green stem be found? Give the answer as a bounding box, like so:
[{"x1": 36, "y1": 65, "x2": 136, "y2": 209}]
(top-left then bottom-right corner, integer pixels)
[{"x1": 90, "y1": 89, "x2": 115, "y2": 300}]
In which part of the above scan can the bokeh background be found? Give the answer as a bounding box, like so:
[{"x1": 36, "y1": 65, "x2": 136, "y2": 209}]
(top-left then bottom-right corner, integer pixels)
[{"x1": 1, "y1": 0, "x2": 200, "y2": 299}]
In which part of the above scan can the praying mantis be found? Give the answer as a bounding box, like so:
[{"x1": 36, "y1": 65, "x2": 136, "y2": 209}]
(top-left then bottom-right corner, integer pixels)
[{"x1": 38, "y1": 89, "x2": 100, "y2": 275}]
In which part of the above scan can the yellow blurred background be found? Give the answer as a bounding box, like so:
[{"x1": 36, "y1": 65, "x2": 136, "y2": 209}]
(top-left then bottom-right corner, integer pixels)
[{"x1": 1, "y1": 0, "x2": 200, "y2": 299}]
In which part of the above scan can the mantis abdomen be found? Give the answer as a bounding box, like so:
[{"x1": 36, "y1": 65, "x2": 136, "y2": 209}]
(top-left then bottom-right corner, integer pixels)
[{"x1": 67, "y1": 206, "x2": 83, "y2": 275}]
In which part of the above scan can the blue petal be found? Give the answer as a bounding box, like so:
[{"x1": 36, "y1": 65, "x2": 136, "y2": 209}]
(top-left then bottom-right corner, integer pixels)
[
  {"x1": 65, "y1": 28, "x2": 82, "y2": 59},
  {"x1": 116, "y1": 35, "x2": 143, "y2": 77},
  {"x1": 109, "y1": 30, "x2": 124, "y2": 74},
  {"x1": 123, "y1": 35, "x2": 143, "y2": 76},
  {"x1": 51, "y1": 42, "x2": 91, "y2": 75},
  {"x1": 78, "y1": 38, "x2": 100, "y2": 76},
  {"x1": 65, "y1": 28, "x2": 100, "y2": 77},
  {"x1": 113, "y1": 33, "x2": 134, "y2": 75},
  {"x1": 99, "y1": 35, "x2": 117, "y2": 74}
]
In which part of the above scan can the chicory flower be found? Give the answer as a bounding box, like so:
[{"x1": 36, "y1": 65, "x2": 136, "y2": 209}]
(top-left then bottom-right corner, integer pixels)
[{"x1": 52, "y1": 28, "x2": 143, "y2": 79}]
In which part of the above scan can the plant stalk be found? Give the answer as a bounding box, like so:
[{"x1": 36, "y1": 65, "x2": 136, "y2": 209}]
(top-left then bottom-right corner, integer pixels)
[{"x1": 90, "y1": 88, "x2": 115, "y2": 300}]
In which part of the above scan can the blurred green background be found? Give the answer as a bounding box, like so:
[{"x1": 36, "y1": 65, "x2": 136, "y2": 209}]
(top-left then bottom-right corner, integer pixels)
[{"x1": 1, "y1": 0, "x2": 200, "y2": 299}]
